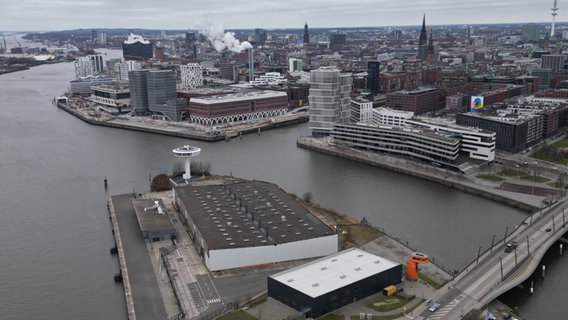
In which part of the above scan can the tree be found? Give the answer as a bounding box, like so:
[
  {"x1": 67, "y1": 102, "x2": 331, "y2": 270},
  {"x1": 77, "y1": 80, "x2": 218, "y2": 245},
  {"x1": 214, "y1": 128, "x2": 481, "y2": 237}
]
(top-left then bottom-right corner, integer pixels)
[{"x1": 302, "y1": 192, "x2": 313, "y2": 203}]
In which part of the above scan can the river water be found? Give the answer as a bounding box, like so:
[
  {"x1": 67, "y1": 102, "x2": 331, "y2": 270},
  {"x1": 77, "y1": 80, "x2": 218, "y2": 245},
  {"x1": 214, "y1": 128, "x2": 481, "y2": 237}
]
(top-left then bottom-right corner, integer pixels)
[{"x1": 0, "y1": 52, "x2": 564, "y2": 319}]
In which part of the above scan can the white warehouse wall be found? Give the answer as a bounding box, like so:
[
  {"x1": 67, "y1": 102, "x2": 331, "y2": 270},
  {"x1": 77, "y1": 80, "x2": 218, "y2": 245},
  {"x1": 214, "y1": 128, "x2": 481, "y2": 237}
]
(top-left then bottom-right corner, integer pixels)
[{"x1": 206, "y1": 234, "x2": 338, "y2": 271}]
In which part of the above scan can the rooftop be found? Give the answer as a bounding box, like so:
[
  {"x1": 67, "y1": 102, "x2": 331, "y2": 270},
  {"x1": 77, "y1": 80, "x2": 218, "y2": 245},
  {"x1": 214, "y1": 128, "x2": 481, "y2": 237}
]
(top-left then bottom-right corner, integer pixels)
[
  {"x1": 270, "y1": 248, "x2": 400, "y2": 298},
  {"x1": 132, "y1": 199, "x2": 175, "y2": 232},
  {"x1": 174, "y1": 180, "x2": 334, "y2": 250}
]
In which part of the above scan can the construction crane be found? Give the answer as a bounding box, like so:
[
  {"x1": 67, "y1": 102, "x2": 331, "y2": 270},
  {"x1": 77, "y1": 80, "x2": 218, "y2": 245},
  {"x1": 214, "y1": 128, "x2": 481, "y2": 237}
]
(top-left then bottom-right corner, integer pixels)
[{"x1": 406, "y1": 252, "x2": 429, "y2": 281}]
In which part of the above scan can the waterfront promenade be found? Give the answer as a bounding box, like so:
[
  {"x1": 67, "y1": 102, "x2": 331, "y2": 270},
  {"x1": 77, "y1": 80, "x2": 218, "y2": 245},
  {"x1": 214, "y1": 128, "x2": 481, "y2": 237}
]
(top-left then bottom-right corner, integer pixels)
[{"x1": 55, "y1": 99, "x2": 308, "y2": 142}]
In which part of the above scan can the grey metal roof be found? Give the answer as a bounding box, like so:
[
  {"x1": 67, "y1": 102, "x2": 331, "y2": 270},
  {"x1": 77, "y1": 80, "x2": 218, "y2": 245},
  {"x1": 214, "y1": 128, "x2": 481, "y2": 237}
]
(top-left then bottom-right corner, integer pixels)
[{"x1": 175, "y1": 180, "x2": 335, "y2": 250}]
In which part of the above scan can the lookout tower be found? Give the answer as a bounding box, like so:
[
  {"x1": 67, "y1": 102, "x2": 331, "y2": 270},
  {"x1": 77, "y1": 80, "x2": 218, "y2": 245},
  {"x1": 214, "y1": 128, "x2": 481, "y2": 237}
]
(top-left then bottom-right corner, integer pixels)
[{"x1": 172, "y1": 145, "x2": 201, "y2": 180}]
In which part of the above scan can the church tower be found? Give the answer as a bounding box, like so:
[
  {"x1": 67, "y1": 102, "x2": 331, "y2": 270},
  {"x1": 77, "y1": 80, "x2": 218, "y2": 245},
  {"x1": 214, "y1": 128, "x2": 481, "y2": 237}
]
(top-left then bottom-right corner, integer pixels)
[
  {"x1": 303, "y1": 21, "x2": 310, "y2": 44},
  {"x1": 417, "y1": 15, "x2": 428, "y2": 61}
]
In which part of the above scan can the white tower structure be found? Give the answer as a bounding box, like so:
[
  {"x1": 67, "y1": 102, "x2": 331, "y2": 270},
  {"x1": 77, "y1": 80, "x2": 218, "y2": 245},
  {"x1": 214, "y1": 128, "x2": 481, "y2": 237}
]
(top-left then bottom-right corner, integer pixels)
[
  {"x1": 172, "y1": 145, "x2": 201, "y2": 180},
  {"x1": 552, "y1": 0, "x2": 559, "y2": 37}
]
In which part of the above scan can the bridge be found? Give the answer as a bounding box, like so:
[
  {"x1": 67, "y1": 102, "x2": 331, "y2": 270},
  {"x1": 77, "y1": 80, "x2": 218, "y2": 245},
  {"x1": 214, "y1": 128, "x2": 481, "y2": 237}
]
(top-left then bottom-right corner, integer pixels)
[{"x1": 416, "y1": 198, "x2": 568, "y2": 319}]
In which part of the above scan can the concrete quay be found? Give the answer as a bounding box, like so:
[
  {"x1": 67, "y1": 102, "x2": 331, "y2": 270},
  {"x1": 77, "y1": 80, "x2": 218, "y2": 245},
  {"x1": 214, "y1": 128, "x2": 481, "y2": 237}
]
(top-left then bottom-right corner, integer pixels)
[
  {"x1": 55, "y1": 100, "x2": 308, "y2": 142},
  {"x1": 297, "y1": 137, "x2": 544, "y2": 212}
]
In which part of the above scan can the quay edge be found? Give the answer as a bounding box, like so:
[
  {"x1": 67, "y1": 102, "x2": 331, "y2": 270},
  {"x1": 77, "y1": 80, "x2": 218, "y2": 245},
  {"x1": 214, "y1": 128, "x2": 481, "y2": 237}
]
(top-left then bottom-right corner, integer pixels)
[{"x1": 297, "y1": 137, "x2": 540, "y2": 213}]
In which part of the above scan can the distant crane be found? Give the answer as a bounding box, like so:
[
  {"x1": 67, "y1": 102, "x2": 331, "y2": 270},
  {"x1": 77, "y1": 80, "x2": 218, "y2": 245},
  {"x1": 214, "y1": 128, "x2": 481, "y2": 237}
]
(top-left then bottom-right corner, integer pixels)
[
  {"x1": 13, "y1": 35, "x2": 21, "y2": 47},
  {"x1": 406, "y1": 252, "x2": 429, "y2": 281}
]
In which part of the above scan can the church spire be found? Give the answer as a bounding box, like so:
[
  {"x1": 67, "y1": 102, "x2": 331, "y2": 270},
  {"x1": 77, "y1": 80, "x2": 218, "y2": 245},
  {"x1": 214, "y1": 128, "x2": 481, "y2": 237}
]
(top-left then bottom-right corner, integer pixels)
[
  {"x1": 419, "y1": 14, "x2": 427, "y2": 46},
  {"x1": 303, "y1": 21, "x2": 310, "y2": 44}
]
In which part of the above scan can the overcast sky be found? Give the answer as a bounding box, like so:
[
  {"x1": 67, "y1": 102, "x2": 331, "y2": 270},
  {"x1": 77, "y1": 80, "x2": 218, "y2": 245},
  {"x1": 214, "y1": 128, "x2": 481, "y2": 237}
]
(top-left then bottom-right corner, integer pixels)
[{"x1": 2, "y1": 0, "x2": 560, "y2": 31}]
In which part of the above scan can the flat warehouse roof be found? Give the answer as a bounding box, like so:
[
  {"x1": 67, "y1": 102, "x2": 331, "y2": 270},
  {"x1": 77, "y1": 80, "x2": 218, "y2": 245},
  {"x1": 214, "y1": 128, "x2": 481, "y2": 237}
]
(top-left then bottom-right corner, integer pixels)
[
  {"x1": 132, "y1": 199, "x2": 175, "y2": 232},
  {"x1": 270, "y1": 248, "x2": 400, "y2": 298}
]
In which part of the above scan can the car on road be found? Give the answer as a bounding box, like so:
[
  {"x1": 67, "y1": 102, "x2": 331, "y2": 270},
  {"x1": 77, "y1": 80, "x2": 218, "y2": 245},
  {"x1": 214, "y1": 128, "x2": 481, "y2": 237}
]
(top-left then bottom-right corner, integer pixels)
[
  {"x1": 505, "y1": 241, "x2": 517, "y2": 253},
  {"x1": 429, "y1": 303, "x2": 441, "y2": 312},
  {"x1": 546, "y1": 227, "x2": 552, "y2": 232}
]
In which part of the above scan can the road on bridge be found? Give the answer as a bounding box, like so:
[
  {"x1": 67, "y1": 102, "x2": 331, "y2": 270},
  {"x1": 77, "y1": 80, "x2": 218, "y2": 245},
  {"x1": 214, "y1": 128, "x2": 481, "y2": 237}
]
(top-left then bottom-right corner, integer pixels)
[{"x1": 416, "y1": 199, "x2": 568, "y2": 319}]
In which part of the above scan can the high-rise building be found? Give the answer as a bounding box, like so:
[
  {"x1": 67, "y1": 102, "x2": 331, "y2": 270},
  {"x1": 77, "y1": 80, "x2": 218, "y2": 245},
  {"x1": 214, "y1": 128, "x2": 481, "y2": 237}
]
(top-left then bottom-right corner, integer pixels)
[
  {"x1": 541, "y1": 54, "x2": 566, "y2": 73},
  {"x1": 180, "y1": 63, "x2": 204, "y2": 89},
  {"x1": 147, "y1": 70, "x2": 177, "y2": 110},
  {"x1": 521, "y1": 24, "x2": 541, "y2": 42},
  {"x1": 128, "y1": 69, "x2": 150, "y2": 114},
  {"x1": 308, "y1": 68, "x2": 352, "y2": 136},
  {"x1": 367, "y1": 61, "x2": 380, "y2": 94},
  {"x1": 74, "y1": 55, "x2": 104, "y2": 78},
  {"x1": 254, "y1": 28, "x2": 267, "y2": 45},
  {"x1": 115, "y1": 60, "x2": 142, "y2": 83},
  {"x1": 289, "y1": 58, "x2": 303, "y2": 72}
]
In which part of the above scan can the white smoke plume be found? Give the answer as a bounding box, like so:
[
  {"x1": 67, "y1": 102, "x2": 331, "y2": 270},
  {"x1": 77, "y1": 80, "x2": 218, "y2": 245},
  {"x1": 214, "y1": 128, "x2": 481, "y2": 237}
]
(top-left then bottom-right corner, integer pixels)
[{"x1": 197, "y1": 19, "x2": 252, "y2": 53}]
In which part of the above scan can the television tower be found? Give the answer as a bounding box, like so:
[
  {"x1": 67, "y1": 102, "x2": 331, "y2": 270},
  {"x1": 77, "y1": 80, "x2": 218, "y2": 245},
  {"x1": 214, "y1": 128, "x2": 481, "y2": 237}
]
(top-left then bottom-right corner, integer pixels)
[{"x1": 551, "y1": 0, "x2": 559, "y2": 37}]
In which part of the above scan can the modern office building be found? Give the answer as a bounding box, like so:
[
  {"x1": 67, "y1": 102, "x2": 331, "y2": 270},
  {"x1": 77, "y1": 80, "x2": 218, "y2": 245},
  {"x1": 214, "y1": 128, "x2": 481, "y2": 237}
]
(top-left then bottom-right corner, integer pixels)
[
  {"x1": 122, "y1": 33, "x2": 153, "y2": 60},
  {"x1": 350, "y1": 97, "x2": 373, "y2": 124},
  {"x1": 331, "y1": 123, "x2": 461, "y2": 166},
  {"x1": 147, "y1": 69, "x2": 177, "y2": 111},
  {"x1": 188, "y1": 90, "x2": 288, "y2": 125},
  {"x1": 254, "y1": 28, "x2": 267, "y2": 45},
  {"x1": 367, "y1": 61, "x2": 381, "y2": 94},
  {"x1": 151, "y1": 98, "x2": 188, "y2": 121},
  {"x1": 128, "y1": 69, "x2": 150, "y2": 114},
  {"x1": 90, "y1": 85, "x2": 131, "y2": 113},
  {"x1": 268, "y1": 248, "x2": 402, "y2": 319},
  {"x1": 531, "y1": 68, "x2": 552, "y2": 87},
  {"x1": 456, "y1": 112, "x2": 544, "y2": 153},
  {"x1": 173, "y1": 179, "x2": 338, "y2": 271},
  {"x1": 289, "y1": 58, "x2": 303, "y2": 72},
  {"x1": 405, "y1": 118, "x2": 496, "y2": 161},
  {"x1": 521, "y1": 23, "x2": 541, "y2": 42},
  {"x1": 541, "y1": 54, "x2": 566, "y2": 73},
  {"x1": 308, "y1": 68, "x2": 353, "y2": 136},
  {"x1": 180, "y1": 63, "x2": 204, "y2": 89},
  {"x1": 115, "y1": 60, "x2": 143, "y2": 84},
  {"x1": 372, "y1": 107, "x2": 414, "y2": 127}
]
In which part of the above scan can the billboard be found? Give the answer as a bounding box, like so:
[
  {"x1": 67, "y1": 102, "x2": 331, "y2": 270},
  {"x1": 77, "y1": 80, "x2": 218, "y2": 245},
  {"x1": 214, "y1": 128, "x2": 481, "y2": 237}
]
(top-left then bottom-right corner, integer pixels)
[{"x1": 470, "y1": 96, "x2": 484, "y2": 112}]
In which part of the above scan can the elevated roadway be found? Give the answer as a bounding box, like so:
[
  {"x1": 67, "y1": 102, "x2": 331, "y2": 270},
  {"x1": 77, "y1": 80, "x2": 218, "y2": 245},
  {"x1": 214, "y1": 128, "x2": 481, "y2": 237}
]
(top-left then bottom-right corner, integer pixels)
[{"x1": 417, "y1": 198, "x2": 568, "y2": 319}]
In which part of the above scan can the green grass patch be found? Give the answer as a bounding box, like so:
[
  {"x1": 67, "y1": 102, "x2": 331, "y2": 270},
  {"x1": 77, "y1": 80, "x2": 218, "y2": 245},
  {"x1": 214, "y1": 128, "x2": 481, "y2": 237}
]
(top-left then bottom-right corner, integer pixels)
[
  {"x1": 499, "y1": 169, "x2": 526, "y2": 176},
  {"x1": 552, "y1": 139, "x2": 568, "y2": 148},
  {"x1": 548, "y1": 181, "x2": 564, "y2": 188},
  {"x1": 476, "y1": 174, "x2": 505, "y2": 182},
  {"x1": 217, "y1": 309, "x2": 257, "y2": 320},
  {"x1": 367, "y1": 296, "x2": 410, "y2": 312},
  {"x1": 520, "y1": 175, "x2": 550, "y2": 183}
]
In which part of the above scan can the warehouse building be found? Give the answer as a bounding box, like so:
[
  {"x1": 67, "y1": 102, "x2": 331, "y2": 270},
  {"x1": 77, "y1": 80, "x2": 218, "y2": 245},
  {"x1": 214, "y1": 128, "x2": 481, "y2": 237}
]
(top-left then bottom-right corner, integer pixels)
[
  {"x1": 173, "y1": 179, "x2": 337, "y2": 271},
  {"x1": 268, "y1": 248, "x2": 402, "y2": 318}
]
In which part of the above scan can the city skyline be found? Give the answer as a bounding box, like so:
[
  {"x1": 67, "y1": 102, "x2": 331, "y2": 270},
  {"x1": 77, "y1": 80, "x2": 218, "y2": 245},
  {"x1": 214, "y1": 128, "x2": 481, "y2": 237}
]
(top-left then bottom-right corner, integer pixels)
[{"x1": 2, "y1": 0, "x2": 561, "y2": 32}]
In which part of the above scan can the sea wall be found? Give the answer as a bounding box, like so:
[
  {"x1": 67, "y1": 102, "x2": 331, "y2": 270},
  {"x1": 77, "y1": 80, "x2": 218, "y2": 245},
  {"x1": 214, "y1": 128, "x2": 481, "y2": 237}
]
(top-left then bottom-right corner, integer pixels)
[{"x1": 297, "y1": 138, "x2": 539, "y2": 213}]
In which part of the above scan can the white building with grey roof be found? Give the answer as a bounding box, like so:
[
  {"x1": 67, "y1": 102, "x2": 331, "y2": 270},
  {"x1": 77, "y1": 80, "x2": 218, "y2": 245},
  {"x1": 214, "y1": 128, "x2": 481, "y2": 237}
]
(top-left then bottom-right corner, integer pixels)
[{"x1": 173, "y1": 179, "x2": 338, "y2": 271}]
